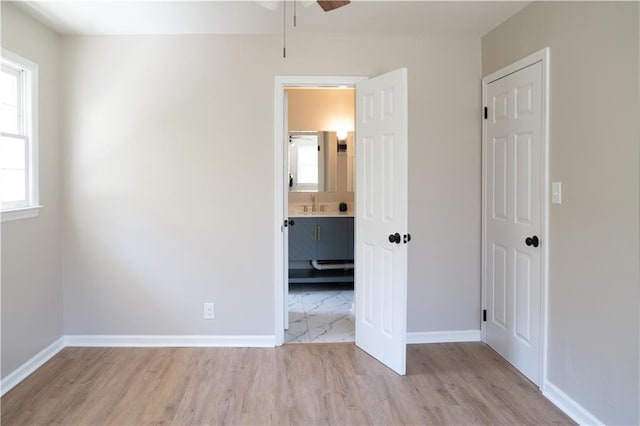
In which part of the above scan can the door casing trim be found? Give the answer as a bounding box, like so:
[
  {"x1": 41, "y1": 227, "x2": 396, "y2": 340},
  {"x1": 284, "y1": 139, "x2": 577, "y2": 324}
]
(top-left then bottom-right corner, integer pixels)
[
  {"x1": 273, "y1": 76, "x2": 366, "y2": 346},
  {"x1": 480, "y1": 47, "x2": 550, "y2": 390}
]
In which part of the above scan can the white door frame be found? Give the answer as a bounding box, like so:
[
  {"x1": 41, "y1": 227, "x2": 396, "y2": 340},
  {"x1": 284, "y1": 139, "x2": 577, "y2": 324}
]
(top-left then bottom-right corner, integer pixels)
[
  {"x1": 481, "y1": 47, "x2": 550, "y2": 389},
  {"x1": 273, "y1": 76, "x2": 366, "y2": 346}
]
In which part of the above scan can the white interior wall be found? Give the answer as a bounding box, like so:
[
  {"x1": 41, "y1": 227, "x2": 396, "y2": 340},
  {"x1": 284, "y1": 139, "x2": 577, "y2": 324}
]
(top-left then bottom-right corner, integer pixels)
[
  {"x1": 0, "y1": 2, "x2": 63, "y2": 378},
  {"x1": 482, "y1": 2, "x2": 639, "y2": 424},
  {"x1": 59, "y1": 33, "x2": 482, "y2": 336}
]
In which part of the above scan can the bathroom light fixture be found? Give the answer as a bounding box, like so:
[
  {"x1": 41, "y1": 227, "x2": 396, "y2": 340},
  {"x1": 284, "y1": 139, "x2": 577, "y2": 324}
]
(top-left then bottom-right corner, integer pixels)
[{"x1": 337, "y1": 137, "x2": 347, "y2": 153}]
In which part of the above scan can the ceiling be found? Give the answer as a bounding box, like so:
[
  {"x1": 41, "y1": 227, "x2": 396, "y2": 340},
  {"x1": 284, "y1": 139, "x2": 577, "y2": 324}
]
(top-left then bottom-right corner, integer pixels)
[{"x1": 16, "y1": 1, "x2": 530, "y2": 37}]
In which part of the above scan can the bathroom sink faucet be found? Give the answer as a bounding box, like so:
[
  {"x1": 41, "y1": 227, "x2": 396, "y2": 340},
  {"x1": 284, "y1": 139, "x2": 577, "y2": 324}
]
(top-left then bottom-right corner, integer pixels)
[{"x1": 311, "y1": 194, "x2": 317, "y2": 212}]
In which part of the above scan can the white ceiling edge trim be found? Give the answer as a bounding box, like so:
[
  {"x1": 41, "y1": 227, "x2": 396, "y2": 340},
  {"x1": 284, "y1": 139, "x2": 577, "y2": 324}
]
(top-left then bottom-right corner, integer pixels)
[
  {"x1": 15, "y1": 1, "x2": 72, "y2": 34},
  {"x1": 12, "y1": 0, "x2": 531, "y2": 37}
]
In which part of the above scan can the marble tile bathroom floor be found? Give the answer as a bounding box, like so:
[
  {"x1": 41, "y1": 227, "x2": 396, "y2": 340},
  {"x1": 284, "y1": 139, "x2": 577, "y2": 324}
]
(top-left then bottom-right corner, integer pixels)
[{"x1": 285, "y1": 283, "x2": 354, "y2": 344}]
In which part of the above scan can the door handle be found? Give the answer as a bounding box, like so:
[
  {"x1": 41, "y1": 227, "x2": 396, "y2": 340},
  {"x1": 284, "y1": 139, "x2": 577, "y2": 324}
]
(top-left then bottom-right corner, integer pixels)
[
  {"x1": 388, "y1": 233, "x2": 401, "y2": 244},
  {"x1": 525, "y1": 235, "x2": 539, "y2": 247}
]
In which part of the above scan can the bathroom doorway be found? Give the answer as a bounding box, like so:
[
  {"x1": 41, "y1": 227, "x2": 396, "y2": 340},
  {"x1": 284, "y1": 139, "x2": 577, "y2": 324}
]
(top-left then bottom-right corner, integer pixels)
[
  {"x1": 274, "y1": 70, "x2": 409, "y2": 374},
  {"x1": 284, "y1": 87, "x2": 356, "y2": 343}
]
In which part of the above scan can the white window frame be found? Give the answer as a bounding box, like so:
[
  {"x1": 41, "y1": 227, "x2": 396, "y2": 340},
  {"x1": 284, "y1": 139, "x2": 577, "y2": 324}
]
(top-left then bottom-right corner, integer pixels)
[{"x1": 1, "y1": 49, "x2": 41, "y2": 222}]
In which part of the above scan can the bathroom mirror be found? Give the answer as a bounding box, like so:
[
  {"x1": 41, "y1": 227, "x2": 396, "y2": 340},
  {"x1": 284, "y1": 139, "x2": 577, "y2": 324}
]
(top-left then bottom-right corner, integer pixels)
[{"x1": 288, "y1": 131, "x2": 354, "y2": 193}]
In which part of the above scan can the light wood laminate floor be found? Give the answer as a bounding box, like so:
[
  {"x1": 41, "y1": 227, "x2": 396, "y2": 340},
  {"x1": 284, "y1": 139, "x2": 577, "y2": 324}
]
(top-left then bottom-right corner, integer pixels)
[{"x1": 1, "y1": 342, "x2": 573, "y2": 425}]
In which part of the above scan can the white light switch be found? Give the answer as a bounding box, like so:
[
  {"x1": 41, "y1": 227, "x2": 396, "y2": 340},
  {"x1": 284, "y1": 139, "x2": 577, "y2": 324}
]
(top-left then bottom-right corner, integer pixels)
[{"x1": 552, "y1": 182, "x2": 562, "y2": 204}]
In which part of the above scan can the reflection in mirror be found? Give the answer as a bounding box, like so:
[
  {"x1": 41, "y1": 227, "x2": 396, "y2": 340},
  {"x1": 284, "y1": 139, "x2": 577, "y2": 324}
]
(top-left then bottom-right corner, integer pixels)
[
  {"x1": 289, "y1": 133, "x2": 322, "y2": 192},
  {"x1": 288, "y1": 131, "x2": 354, "y2": 193}
]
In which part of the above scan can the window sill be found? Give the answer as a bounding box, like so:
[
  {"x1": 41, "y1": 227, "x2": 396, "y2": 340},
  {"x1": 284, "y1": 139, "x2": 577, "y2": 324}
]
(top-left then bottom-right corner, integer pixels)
[{"x1": 1, "y1": 205, "x2": 43, "y2": 222}]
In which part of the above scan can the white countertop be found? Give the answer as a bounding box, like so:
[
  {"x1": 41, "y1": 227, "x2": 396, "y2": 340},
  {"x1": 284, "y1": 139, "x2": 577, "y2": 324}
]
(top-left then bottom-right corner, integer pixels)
[{"x1": 288, "y1": 212, "x2": 354, "y2": 218}]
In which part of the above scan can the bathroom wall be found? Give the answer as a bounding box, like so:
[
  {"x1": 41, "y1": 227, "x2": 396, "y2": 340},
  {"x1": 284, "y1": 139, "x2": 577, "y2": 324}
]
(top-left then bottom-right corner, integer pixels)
[
  {"x1": 287, "y1": 88, "x2": 355, "y2": 210},
  {"x1": 286, "y1": 88, "x2": 354, "y2": 133}
]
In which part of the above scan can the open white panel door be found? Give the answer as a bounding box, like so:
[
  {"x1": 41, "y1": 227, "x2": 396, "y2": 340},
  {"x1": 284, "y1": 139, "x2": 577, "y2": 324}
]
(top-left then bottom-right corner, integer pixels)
[{"x1": 355, "y1": 68, "x2": 408, "y2": 375}]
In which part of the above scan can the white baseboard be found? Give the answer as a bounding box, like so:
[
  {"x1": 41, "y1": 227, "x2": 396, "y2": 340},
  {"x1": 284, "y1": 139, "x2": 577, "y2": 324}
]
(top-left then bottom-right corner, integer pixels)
[
  {"x1": 1, "y1": 334, "x2": 274, "y2": 396},
  {"x1": 407, "y1": 329, "x2": 481, "y2": 344},
  {"x1": 1, "y1": 336, "x2": 65, "y2": 397},
  {"x1": 64, "y1": 334, "x2": 276, "y2": 348},
  {"x1": 543, "y1": 380, "x2": 604, "y2": 426}
]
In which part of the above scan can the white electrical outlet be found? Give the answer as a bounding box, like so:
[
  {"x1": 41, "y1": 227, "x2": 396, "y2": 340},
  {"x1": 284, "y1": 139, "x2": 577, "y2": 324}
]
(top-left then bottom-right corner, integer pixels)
[{"x1": 203, "y1": 302, "x2": 215, "y2": 319}]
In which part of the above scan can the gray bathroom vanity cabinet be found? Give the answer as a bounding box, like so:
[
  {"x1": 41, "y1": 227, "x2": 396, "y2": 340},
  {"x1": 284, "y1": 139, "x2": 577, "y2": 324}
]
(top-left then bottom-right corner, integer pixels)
[
  {"x1": 288, "y1": 217, "x2": 353, "y2": 261},
  {"x1": 288, "y1": 216, "x2": 354, "y2": 284}
]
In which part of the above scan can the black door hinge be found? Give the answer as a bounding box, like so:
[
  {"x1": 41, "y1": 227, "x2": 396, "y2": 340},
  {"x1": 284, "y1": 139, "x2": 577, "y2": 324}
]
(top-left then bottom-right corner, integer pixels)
[
  {"x1": 483, "y1": 309, "x2": 487, "y2": 322},
  {"x1": 483, "y1": 107, "x2": 488, "y2": 119}
]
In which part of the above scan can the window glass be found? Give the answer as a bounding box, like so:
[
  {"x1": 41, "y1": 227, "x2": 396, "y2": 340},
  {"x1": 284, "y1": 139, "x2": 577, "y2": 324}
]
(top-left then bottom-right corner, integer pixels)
[
  {"x1": 1, "y1": 51, "x2": 36, "y2": 215},
  {"x1": 297, "y1": 143, "x2": 318, "y2": 185},
  {"x1": 0, "y1": 135, "x2": 26, "y2": 203},
  {"x1": 0, "y1": 67, "x2": 20, "y2": 134}
]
